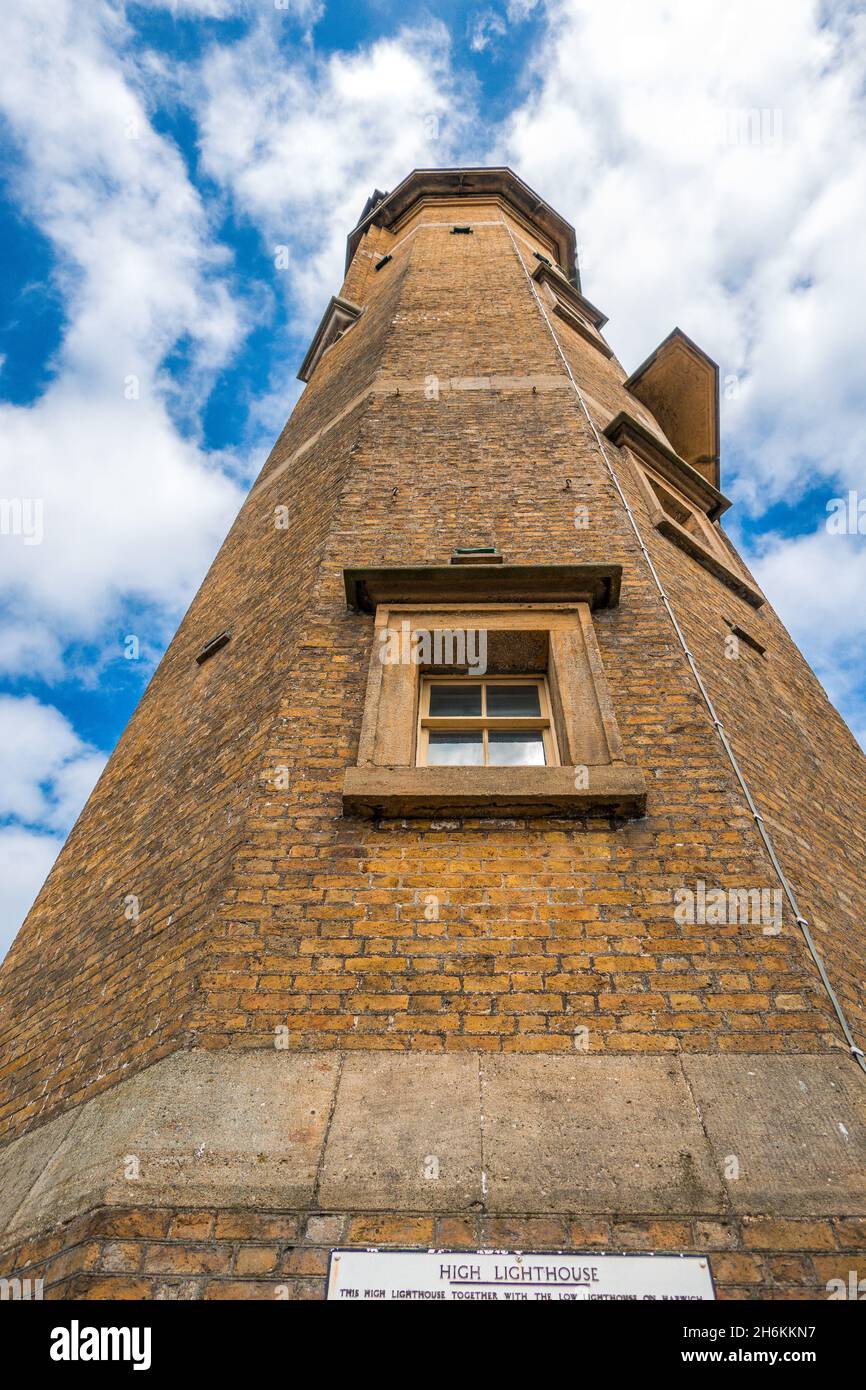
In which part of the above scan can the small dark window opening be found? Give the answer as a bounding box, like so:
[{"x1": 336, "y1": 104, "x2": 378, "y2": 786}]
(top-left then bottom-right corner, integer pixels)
[
  {"x1": 725, "y1": 619, "x2": 766, "y2": 656},
  {"x1": 196, "y1": 629, "x2": 231, "y2": 665},
  {"x1": 374, "y1": 254, "x2": 392, "y2": 271},
  {"x1": 533, "y1": 251, "x2": 552, "y2": 266},
  {"x1": 451, "y1": 225, "x2": 473, "y2": 235}
]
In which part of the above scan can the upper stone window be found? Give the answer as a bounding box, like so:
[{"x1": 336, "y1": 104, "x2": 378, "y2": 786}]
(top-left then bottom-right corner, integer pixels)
[
  {"x1": 644, "y1": 466, "x2": 723, "y2": 551},
  {"x1": 531, "y1": 261, "x2": 613, "y2": 359},
  {"x1": 604, "y1": 410, "x2": 764, "y2": 609},
  {"x1": 297, "y1": 295, "x2": 363, "y2": 383}
]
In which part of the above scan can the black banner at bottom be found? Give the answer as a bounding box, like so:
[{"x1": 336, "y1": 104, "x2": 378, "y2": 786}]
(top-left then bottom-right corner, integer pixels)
[{"x1": 4, "y1": 1297, "x2": 861, "y2": 1377}]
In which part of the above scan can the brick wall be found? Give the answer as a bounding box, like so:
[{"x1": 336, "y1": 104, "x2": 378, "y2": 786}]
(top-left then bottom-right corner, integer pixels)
[
  {"x1": 0, "y1": 226, "x2": 403, "y2": 1138},
  {"x1": 2, "y1": 1205, "x2": 864, "y2": 1301},
  {"x1": 3, "y1": 193, "x2": 862, "y2": 1125},
  {"x1": 1, "y1": 181, "x2": 864, "y2": 1299},
  {"x1": 195, "y1": 209, "x2": 846, "y2": 1056}
]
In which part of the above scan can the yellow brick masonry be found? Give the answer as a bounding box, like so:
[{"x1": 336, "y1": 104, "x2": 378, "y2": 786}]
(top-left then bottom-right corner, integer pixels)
[
  {"x1": 2, "y1": 1204, "x2": 864, "y2": 1301},
  {"x1": 200, "y1": 210, "x2": 846, "y2": 1060},
  {"x1": 0, "y1": 196, "x2": 861, "y2": 1140},
  {"x1": 1, "y1": 183, "x2": 865, "y2": 1303}
]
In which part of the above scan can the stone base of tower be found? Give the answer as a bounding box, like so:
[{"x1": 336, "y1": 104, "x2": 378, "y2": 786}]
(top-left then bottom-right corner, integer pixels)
[{"x1": 1, "y1": 1049, "x2": 864, "y2": 1299}]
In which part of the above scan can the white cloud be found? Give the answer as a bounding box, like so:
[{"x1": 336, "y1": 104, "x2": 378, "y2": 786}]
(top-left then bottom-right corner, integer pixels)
[
  {"x1": 469, "y1": 10, "x2": 507, "y2": 52},
  {"x1": 194, "y1": 18, "x2": 474, "y2": 327},
  {"x1": 269, "y1": 0, "x2": 325, "y2": 21},
  {"x1": 0, "y1": 623, "x2": 63, "y2": 681},
  {"x1": 0, "y1": 0, "x2": 247, "y2": 675},
  {"x1": 750, "y1": 524, "x2": 866, "y2": 744},
  {"x1": 496, "y1": 0, "x2": 866, "y2": 509},
  {"x1": 469, "y1": 0, "x2": 539, "y2": 51},
  {"x1": 0, "y1": 694, "x2": 105, "y2": 959},
  {"x1": 0, "y1": 827, "x2": 63, "y2": 962},
  {"x1": 134, "y1": 0, "x2": 323, "y2": 17},
  {"x1": 133, "y1": 0, "x2": 238, "y2": 15},
  {"x1": 0, "y1": 694, "x2": 106, "y2": 830}
]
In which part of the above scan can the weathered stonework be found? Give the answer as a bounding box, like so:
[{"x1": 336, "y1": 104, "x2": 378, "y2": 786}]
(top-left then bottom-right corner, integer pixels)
[{"x1": 1, "y1": 167, "x2": 864, "y2": 1299}]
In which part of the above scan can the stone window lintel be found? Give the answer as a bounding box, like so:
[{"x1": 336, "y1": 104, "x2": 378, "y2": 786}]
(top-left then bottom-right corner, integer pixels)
[{"x1": 344, "y1": 562, "x2": 622, "y2": 614}]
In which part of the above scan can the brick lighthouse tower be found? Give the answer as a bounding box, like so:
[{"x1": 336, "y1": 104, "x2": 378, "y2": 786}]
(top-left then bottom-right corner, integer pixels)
[{"x1": 1, "y1": 168, "x2": 865, "y2": 1301}]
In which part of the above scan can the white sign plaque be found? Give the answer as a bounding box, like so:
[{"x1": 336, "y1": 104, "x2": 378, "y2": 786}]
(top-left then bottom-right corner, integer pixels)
[{"x1": 328, "y1": 1250, "x2": 715, "y2": 1301}]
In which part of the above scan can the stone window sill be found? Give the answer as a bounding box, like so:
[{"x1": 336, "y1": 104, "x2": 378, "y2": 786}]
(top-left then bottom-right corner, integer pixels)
[{"x1": 342, "y1": 764, "x2": 647, "y2": 819}]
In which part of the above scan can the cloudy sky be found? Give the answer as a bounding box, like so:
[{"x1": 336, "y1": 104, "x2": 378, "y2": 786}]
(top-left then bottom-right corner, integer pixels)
[{"x1": 1, "y1": 0, "x2": 864, "y2": 958}]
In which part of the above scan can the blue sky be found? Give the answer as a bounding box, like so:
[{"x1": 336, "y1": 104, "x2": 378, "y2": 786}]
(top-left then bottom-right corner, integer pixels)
[{"x1": 1, "y1": 0, "x2": 865, "y2": 957}]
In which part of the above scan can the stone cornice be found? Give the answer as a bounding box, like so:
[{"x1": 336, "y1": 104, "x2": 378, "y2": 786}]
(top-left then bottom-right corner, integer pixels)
[
  {"x1": 343, "y1": 563, "x2": 622, "y2": 614},
  {"x1": 346, "y1": 168, "x2": 580, "y2": 288}
]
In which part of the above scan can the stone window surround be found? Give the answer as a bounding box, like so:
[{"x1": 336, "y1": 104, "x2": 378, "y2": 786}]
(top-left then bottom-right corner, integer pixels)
[
  {"x1": 297, "y1": 295, "x2": 363, "y2": 384},
  {"x1": 531, "y1": 261, "x2": 613, "y2": 359},
  {"x1": 632, "y1": 458, "x2": 764, "y2": 609},
  {"x1": 604, "y1": 411, "x2": 764, "y2": 610},
  {"x1": 341, "y1": 566, "x2": 646, "y2": 818}
]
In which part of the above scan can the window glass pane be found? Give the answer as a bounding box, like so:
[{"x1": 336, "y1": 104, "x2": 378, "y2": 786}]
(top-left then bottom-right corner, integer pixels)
[
  {"x1": 427, "y1": 730, "x2": 484, "y2": 765},
  {"x1": 486, "y1": 683, "x2": 541, "y2": 718},
  {"x1": 428, "y1": 683, "x2": 482, "y2": 717},
  {"x1": 487, "y1": 730, "x2": 546, "y2": 766}
]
